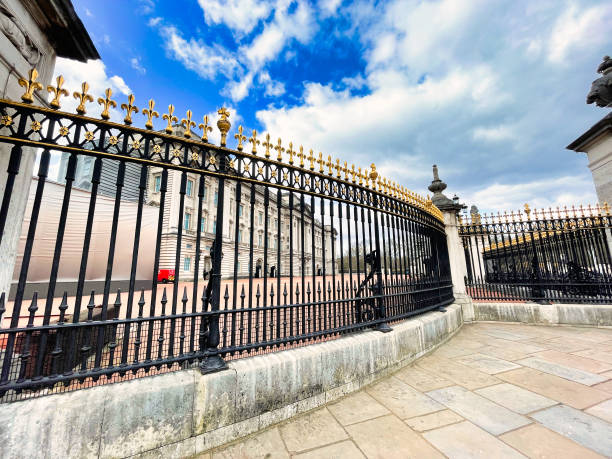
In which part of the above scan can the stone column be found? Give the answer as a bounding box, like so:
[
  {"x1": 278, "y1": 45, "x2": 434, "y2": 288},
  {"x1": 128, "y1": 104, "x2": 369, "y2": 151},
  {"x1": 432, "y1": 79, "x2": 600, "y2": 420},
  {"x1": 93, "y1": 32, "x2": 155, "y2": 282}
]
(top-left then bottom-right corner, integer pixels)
[{"x1": 428, "y1": 165, "x2": 474, "y2": 321}]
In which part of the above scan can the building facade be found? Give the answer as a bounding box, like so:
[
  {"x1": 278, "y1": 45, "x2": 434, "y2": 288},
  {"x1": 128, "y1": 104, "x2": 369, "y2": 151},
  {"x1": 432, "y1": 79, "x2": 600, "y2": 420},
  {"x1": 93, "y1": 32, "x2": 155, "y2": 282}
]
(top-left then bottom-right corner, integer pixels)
[{"x1": 146, "y1": 166, "x2": 337, "y2": 281}]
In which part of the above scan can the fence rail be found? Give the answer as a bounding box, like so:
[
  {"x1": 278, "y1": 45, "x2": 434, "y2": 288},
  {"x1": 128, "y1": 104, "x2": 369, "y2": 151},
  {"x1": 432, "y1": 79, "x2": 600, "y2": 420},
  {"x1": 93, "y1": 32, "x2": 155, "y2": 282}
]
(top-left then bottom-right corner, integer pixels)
[
  {"x1": 0, "y1": 69, "x2": 452, "y2": 402},
  {"x1": 459, "y1": 204, "x2": 612, "y2": 304}
]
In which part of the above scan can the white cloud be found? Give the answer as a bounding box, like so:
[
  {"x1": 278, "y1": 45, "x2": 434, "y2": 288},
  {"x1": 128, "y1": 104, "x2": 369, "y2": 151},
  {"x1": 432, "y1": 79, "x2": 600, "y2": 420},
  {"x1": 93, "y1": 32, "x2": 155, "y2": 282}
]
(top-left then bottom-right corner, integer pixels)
[
  {"x1": 259, "y1": 71, "x2": 285, "y2": 97},
  {"x1": 138, "y1": 0, "x2": 155, "y2": 15},
  {"x1": 319, "y1": 0, "x2": 342, "y2": 18},
  {"x1": 85, "y1": 8, "x2": 93, "y2": 17},
  {"x1": 159, "y1": 25, "x2": 239, "y2": 80},
  {"x1": 460, "y1": 175, "x2": 598, "y2": 215},
  {"x1": 53, "y1": 58, "x2": 131, "y2": 122},
  {"x1": 472, "y1": 125, "x2": 516, "y2": 143},
  {"x1": 229, "y1": 1, "x2": 315, "y2": 100},
  {"x1": 548, "y1": 3, "x2": 612, "y2": 64},
  {"x1": 156, "y1": 0, "x2": 316, "y2": 101},
  {"x1": 130, "y1": 57, "x2": 146, "y2": 75},
  {"x1": 197, "y1": 0, "x2": 272, "y2": 35}
]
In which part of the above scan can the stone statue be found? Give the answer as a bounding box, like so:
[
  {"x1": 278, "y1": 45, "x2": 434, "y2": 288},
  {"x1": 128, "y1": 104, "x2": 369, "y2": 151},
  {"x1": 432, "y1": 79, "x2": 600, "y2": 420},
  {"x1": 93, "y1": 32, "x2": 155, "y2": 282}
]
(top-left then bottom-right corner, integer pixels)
[{"x1": 587, "y1": 56, "x2": 612, "y2": 108}]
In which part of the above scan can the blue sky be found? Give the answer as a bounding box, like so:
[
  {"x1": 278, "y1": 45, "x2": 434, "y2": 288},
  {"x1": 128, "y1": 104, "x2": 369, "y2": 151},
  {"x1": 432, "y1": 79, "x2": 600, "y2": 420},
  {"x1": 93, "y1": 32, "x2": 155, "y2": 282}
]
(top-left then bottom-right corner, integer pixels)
[{"x1": 57, "y1": 0, "x2": 612, "y2": 213}]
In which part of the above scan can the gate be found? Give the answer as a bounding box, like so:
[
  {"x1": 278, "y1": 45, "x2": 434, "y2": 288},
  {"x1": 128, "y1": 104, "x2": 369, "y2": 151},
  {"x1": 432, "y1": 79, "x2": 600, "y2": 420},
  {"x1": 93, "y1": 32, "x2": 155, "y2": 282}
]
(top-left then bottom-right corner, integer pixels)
[
  {"x1": 0, "y1": 69, "x2": 453, "y2": 401},
  {"x1": 459, "y1": 204, "x2": 612, "y2": 303}
]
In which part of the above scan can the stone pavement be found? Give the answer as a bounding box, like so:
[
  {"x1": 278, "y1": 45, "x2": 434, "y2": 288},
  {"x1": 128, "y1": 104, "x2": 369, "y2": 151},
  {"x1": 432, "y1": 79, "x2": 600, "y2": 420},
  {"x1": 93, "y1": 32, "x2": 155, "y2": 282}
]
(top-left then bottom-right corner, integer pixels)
[{"x1": 198, "y1": 322, "x2": 612, "y2": 458}]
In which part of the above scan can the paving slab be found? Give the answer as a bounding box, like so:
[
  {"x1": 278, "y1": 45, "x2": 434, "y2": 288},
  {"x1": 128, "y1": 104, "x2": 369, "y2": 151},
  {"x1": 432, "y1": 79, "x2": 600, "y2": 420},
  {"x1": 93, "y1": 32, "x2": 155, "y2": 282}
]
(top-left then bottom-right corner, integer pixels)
[
  {"x1": 532, "y1": 349, "x2": 612, "y2": 373},
  {"x1": 416, "y1": 355, "x2": 500, "y2": 390},
  {"x1": 293, "y1": 440, "x2": 365, "y2": 459},
  {"x1": 405, "y1": 409, "x2": 464, "y2": 432},
  {"x1": 517, "y1": 357, "x2": 609, "y2": 386},
  {"x1": 521, "y1": 337, "x2": 592, "y2": 353},
  {"x1": 498, "y1": 367, "x2": 611, "y2": 409},
  {"x1": 593, "y1": 379, "x2": 612, "y2": 394},
  {"x1": 481, "y1": 337, "x2": 546, "y2": 354},
  {"x1": 279, "y1": 408, "x2": 348, "y2": 454},
  {"x1": 476, "y1": 329, "x2": 533, "y2": 341},
  {"x1": 499, "y1": 423, "x2": 604, "y2": 459},
  {"x1": 213, "y1": 428, "x2": 289, "y2": 459},
  {"x1": 531, "y1": 404, "x2": 612, "y2": 457},
  {"x1": 456, "y1": 353, "x2": 522, "y2": 374},
  {"x1": 585, "y1": 399, "x2": 612, "y2": 424},
  {"x1": 426, "y1": 385, "x2": 531, "y2": 435},
  {"x1": 574, "y1": 349, "x2": 612, "y2": 365},
  {"x1": 475, "y1": 383, "x2": 557, "y2": 414},
  {"x1": 327, "y1": 390, "x2": 390, "y2": 426},
  {"x1": 422, "y1": 421, "x2": 526, "y2": 459},
  {"x1": 346, "y1": 414, "x2": 445, "y2": 459},
  {"x1": 366, "y1": 376, "x2": 444, "y2": 419},
  {"x1": 393, "y1": 365, "x2": 453, "y2": 392},
  {"x1": 476, "y1": 345, "x2": 533, "y2": 362}
]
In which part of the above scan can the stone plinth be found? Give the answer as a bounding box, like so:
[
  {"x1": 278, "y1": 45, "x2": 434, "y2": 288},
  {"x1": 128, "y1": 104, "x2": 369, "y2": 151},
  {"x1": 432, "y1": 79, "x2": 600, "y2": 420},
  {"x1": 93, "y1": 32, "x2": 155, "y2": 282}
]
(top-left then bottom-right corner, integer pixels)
[{"x1": 567, "y1": 113, "x2": 612, "y2": 206}]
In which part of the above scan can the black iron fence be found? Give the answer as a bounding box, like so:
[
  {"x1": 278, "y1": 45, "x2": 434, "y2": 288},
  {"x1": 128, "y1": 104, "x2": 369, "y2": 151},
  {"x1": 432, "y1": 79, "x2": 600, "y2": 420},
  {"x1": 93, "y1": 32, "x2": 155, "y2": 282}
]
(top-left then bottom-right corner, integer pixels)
[
  {"x1": 459, "y1": 204, "x2": 612, "y2": 304},
  {"x1": 0, "y1": 70, "x2": 452, "y2": 402}
]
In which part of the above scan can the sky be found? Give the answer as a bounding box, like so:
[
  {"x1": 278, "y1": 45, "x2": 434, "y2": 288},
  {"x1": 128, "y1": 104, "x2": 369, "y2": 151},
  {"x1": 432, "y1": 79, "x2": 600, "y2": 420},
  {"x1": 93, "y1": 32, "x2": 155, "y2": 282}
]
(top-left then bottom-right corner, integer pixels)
[{"x1": 55, "y1": 0, "x2": 612, "y2": 214}]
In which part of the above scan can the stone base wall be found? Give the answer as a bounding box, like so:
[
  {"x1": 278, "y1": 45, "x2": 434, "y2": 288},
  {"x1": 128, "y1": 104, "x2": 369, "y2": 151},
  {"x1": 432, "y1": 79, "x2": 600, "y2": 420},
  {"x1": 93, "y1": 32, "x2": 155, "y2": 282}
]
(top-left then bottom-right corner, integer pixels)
[
  {"x1": 471, "y1": 302, "x2": 612, "y2": 327},
  {"x1": 0, "y1": 304, "x2": 463, "y2": 459}
]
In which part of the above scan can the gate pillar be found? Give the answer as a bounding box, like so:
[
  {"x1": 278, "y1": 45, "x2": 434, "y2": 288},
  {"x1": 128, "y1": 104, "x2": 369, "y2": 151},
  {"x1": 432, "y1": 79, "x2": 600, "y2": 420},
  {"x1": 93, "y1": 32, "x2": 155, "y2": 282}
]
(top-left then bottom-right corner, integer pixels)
[{"x1": 427, "y1": 166, "x2": 474, "y2": 317}]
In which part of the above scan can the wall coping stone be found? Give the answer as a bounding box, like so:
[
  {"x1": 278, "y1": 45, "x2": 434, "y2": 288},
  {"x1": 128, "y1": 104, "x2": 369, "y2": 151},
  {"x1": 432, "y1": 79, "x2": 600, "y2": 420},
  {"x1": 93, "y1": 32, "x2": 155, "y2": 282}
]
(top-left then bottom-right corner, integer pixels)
[
  {"x1": 471, "y1": 301, "x2": 612, "y2": 328},
  {"x1": 0, "y1": 303, "x2": 463, "y2": 459}
]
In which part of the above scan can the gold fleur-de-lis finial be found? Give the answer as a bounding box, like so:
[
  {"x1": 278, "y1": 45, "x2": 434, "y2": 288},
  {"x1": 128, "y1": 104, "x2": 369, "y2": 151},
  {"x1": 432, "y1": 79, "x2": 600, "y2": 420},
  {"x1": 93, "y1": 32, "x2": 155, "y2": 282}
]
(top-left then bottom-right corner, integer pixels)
[
  {"x1": 343, "y1": 161, "x2": 349, "y2": 180},
  {"x1": 350, "y1": 164, "x2": 356, "y2": 183},
  {"x1": 363, "y1": 168, "x2": 370, "y2": 187},
  {"x1": 121, "y1": 94, "x2": 139, "y2": 125},
  {"x1": 142, "y1": 99, "x2": 159, "y2": 130},
  {"x1": 47, "y1": 75, "x2": 69, "y2": 109},
  {"x1": 162, "y1": 105, "x2": 178, "y2": 134},
  {"x1": 234, "y1": 125, "x2": 246, "y2": 150},
  {"x1": 217, "y1": 107, "x2": 231, "y2": 147},
  {"x1": 262, "y1": 133, "x2": 272, "y2": 158},
  {"x1": 97, "y1": 88, "x2": 117, "y2": 120},
  {"x1": 316, "y1": 152, "x2": 324, "y2": 172},
  {"x1": 524, "y1": 203, "x2": 531, "y2": 219},
  {"x1": 296, "y1": 146, "x2": 305, "y2": 167},
  {"x1": 307, "y1": 149, "x2": 315, "y2": 170},
  {"x1": 274, "y1": 138, "x2": 284, "y2": 161},
  {"x1": 327, "y1": 156, "x2": 334, "y2": 175},
  {"x1": 248, "y1": 129, "x2": 260, "y2": 154},
  {"x1": 286, "y1": 142, "x2": 296, "y2": 164},
  {"x1": 334, "y1": 159, "x2": 342, "y2": 178},
  {"x1": 18, "y1": 68, "x2": 43, "y2": 103},
  {"x1": 382, "y1": 177, "x2": 388, "y2": 194},
  {"x1": 73, "y1": 82, "x2": 94, "y2": 115},
  {"x1": 603, "y1": 202, "x2": 610, "y2": 216},
  {"x1": 181, "y1": 109, "x2": 196, "y2": 138},
  {"x1": 358, "y1": 167, "x2": 363, "y2": 185},
  {"x1": 198, "y1": 115, "x2": 213, "y2": 142}
]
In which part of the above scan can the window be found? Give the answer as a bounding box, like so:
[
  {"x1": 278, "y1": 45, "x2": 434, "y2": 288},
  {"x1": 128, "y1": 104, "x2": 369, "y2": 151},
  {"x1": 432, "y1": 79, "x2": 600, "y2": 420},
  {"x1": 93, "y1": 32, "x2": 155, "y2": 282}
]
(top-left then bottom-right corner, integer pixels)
[
  {"x1": 186, "y1": 179, "x2": 194, "y2": 197},
  {"x1": 184, "y1": 212, "x2": 191, "y2": 231},
  {"x1": 154, "y1": 175, "x2": 161, "y2": 192},
  {"x1": 238, "y1": 229, "x2": 243, "y2": 243},
  {"x1": 184, "y1": 256, "x2": 191, "y2": 272},
  {"x1": 237, "y1": 261, "x2": 241, "y2": 273},
  {"x1": 258, "y1": 212, "x2": 263, "y2": 225},
  {"x1": 258, "y1": 234, "x2": 262, "y2": 247},
  {"x1": 213, "y1": 218, "x2": 217, "y2": 233},
  {"x1": 214, "y1": 191, "x2": 218, "y2": 206},
  {"x1": 239, "y1": 204, "x2": 243, "y2": 217},
  {"x1": 203, "y1": 186, "x2": 207, "y2": 199},
  {"x1": 200, "y1": 216, "x2": 207, "y2": 233}
]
